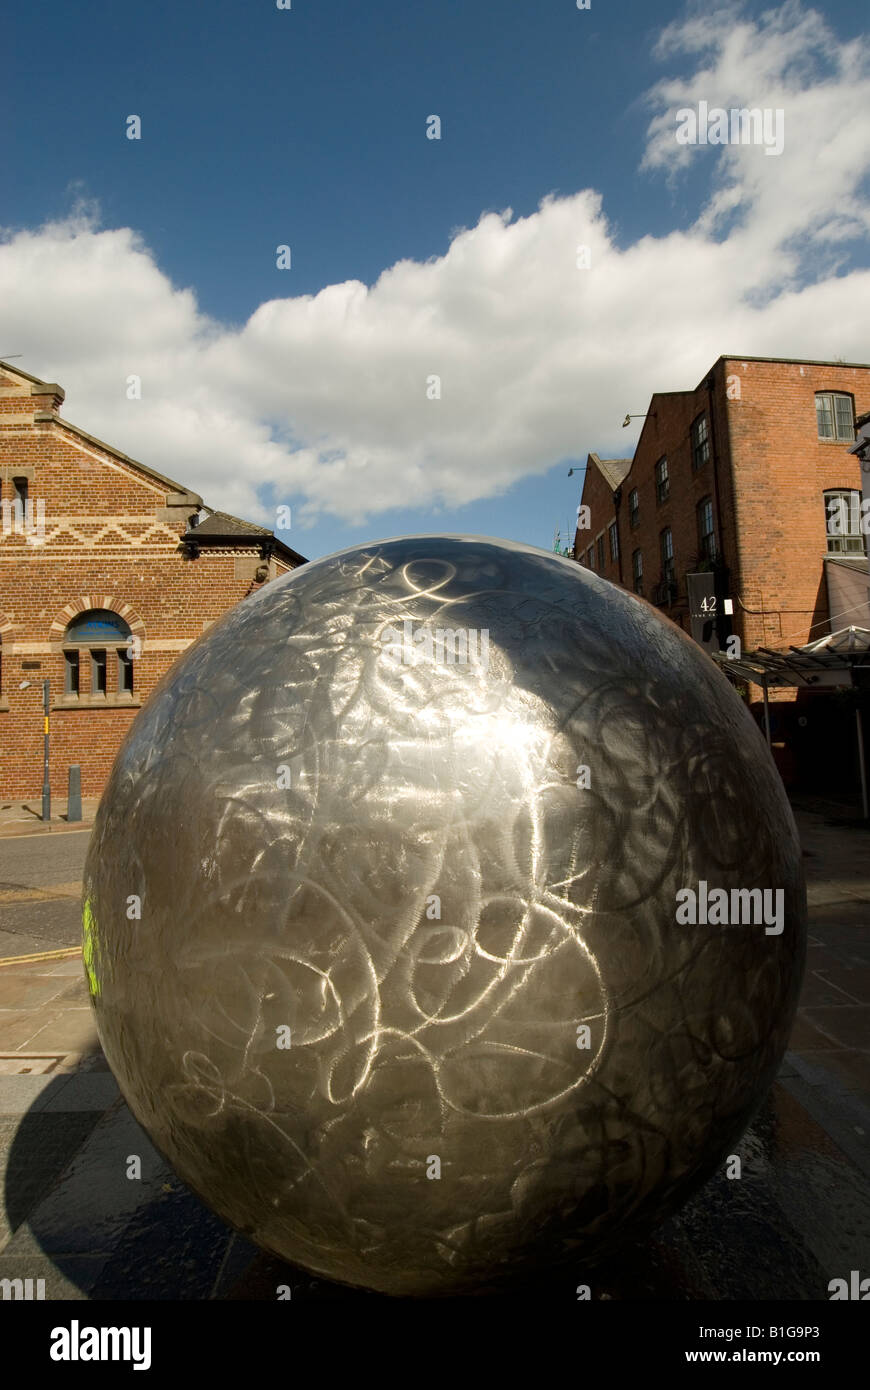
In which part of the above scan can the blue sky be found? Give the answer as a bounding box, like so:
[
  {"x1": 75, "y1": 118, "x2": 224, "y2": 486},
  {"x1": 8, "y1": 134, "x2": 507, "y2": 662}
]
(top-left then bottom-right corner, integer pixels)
[{"x1": 3, "y1": 0, "x2": 869, "y2": 561}]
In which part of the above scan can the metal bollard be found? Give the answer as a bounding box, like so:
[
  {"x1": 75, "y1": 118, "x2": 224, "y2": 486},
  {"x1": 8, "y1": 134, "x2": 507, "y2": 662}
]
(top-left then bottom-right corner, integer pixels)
[{"x1": 67, "y1": 764, "x2": 82, "y2": 823}]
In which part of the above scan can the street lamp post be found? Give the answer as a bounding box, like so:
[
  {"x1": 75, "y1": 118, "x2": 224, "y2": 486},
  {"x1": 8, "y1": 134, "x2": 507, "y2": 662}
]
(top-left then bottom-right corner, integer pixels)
[{"x1": 42, "y1": 678, "x2": 51, "y2": 823}]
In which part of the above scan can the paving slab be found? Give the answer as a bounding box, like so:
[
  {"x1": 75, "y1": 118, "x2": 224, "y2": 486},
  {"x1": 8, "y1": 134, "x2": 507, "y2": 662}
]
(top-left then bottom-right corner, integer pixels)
[
  {"x1": 801, "y1": 1005, "x2": 870, "y2": 1051},
  {"x1": 797, "y1": 1048, "x2": 870, "y2": 1103},
  {"x1": 0, "y1": 801, "x2": 98, "y2": 840},
  {"x1": 0, "y1": 1111, "x2": 104, "y2": 1254},
  {"x1": 815, "y1": 962, "x2": 870, "y2": 1002},
  {"x1": 789, "y1": 1014, "x2": 840, "y2": 1052},
  {"x1": 2, "y1": 1100, "x2": 168, "y2": 1259},
  {"x1": 21, "y1": 1012, "x2": 100, "y2": 1056},
  {"x1": 38, "y1": 1074, "x2": 120, "y2": 1113},
  {"x1": 0, "y1": 974, "x2": 77, "y2": 1010},
  {"x1": 795, "y1": 969, "x2": 859, "y2": 1008},
  {"x1": 0, "y1": 1254, "x2": 105, "y2": 1299},
  {"x1": 0, "y1": 1011, "x2": 59, "y2": 1051},
  {"x1": 41, "y1": 960, "x2": 87, "y2": 979},
  {"x1": 0, "y1": 1075, "x2": 66, "y2": 1117}
]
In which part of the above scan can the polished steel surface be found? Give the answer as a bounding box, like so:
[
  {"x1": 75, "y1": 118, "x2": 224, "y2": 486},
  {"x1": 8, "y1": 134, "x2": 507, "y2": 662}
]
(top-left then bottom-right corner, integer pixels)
[{"x1": 83, "y1": 535, "x2": 806, "y2": 1295}]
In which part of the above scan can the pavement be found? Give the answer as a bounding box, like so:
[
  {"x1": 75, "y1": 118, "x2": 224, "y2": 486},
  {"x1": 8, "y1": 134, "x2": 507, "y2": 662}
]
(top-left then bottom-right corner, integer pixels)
[
  {"x1": 0, "y1": 797, "x2": 100, "y2": 839},
  {"x1": 0, "y1": 793, "x2": 868, "y2": 1299}
]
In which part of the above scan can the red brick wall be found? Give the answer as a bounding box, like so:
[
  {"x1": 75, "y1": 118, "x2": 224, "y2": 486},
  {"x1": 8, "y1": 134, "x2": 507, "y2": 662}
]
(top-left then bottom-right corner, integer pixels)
[
  {"x1": 0, "y1": 369, "x2": 300, "y2": 800},
  {"x1": 574, "y1": 358, "x2": 870, "y2": 672},
  {"x1": 573, "y1": 391, "x2": 713, "y2": 634},
  {"x1": 722, "y1": 357, "x2": 868, "y2": 654},
  {"x1": 572, "y1": 456, "x2": 619, "y2": 580}
]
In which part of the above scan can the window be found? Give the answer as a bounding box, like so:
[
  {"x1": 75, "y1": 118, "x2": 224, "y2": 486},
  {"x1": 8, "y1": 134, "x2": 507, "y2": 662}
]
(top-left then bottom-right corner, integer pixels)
[
  {"x1": 697, "y1": 496, "x2": 717, "y2": 560},
  {"x1": 660, "y1": 527, "x2": 675, "y2": 585},
  {"x1": 628, "y1": 488, "x2": 639, "y2": 528},
  {"x1": 596, "y1": 533, "x2": 605, "y2": 570},
  {"x1": 586, "y1": 545, "x2": 594, "y2": 570},
  {"x1": 118, "y1": 649, "x2": 134, "y2": 694},
  {"x1": 63, "y1": 608, "x2": 133, "y2": 700},
  {"x1": 655, "y1": 456, "x2": 669, "y2": 503},
  {"x1": 4, "y1": 476, "x2": 29, "y2": 529},
  {"x1": 608, "y1": 520, "x2": 619, "y2": 563},
  {"x1": 825, "y1": 489, "x2": 866, "y2": 554},
  {"x1": 691, "y1": 414, "x2": 710, "y2": 470},
  {"x1": 91, "y1": 649, "x2": 107, "y2": 696},
  {"x1": 816, "y1": 392, "x2": 854, "y2": 442},
  {"x1": 64, "y1": 650, "x2": 80, "y2": 696},
  {"x1": 64, "y1": 609, "x2": 132, "y2": 645},
  {"x1": 632, "y1": 549, "x2": 643, "y2": 595}
]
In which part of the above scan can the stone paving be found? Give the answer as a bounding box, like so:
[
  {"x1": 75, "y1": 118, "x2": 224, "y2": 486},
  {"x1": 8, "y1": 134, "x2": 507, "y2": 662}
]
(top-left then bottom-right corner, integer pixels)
[{"x1": 0, "y1": 797, "x2": 99, "y2": 838}]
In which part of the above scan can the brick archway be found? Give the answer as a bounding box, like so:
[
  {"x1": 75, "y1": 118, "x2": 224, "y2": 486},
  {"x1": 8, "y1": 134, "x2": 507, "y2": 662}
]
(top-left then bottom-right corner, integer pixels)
[{"x1": 49, "y1": 596, "x2": 147, "y2": 646}]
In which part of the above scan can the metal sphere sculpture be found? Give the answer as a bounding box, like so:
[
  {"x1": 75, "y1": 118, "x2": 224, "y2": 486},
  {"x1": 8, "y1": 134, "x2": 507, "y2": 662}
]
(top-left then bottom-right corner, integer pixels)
[{"x1": 83, "y1": 535, "x2": 806, "y2": 1295}]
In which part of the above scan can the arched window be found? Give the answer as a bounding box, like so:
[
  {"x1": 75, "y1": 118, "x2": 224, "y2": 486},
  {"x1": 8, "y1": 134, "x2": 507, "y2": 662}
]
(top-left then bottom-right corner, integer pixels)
[{"x1": 63, "y1": 609, "x2": 134, "y2": 699}]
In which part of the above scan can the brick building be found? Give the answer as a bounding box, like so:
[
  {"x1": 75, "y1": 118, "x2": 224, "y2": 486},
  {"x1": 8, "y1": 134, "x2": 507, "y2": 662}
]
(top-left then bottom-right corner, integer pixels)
[
  {"x1": 573, "y1": 355, "x2": 870, "y2": 787},
  {"x1": 0, "y1": 361, "x2": 306, "y2": 801}
]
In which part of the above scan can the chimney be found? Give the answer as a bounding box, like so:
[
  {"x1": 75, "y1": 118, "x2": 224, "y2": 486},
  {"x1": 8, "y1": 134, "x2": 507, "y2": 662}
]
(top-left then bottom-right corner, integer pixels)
[
  {"x1": 31, "y1": 381, "x2": 66, "y2": 417},
  {"x1": 0, "y1": 364, "x2": 64, "y2": 420},
  {"x1": 157, "y1": 490, "x2": 204, "y2": 537}
]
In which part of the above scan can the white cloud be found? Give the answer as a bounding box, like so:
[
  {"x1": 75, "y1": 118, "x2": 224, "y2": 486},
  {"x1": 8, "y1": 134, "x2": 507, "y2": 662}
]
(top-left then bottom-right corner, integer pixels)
[{"x1": 1, "y1": 2, "x2": 868, "y2": 530}]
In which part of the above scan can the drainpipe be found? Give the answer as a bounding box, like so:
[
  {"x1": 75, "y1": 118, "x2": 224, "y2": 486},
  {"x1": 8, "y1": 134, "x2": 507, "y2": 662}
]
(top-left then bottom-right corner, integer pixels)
[
  {"x1": 705, "y1": 372, "x2": 730, "y2": 649},
  {"x1": 612, "y1": 487, "x2": 624, "y2": 586}
]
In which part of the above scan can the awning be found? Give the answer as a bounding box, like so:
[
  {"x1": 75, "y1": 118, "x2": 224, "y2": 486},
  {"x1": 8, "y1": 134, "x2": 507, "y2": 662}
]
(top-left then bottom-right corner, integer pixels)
[
  {"x1": 712, "y1": 626, "x2": 870, "y2": 690},
  {"x1": 714, "y1": 627, "x2": 870, "y2": 816}
]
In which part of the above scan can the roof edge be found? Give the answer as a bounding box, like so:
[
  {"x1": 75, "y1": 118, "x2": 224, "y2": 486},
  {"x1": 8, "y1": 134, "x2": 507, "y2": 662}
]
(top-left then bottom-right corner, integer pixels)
[{"x1": 42, "y1": 413, "x2": 199, "y2": 499}]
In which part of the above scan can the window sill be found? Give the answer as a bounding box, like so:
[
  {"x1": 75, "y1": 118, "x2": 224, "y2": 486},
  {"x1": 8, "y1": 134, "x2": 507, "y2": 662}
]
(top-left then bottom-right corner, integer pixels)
[
  {"x1": 818, "y1": 436, "x2": 856, "y2": 445},
  {"x1": 53, "y1": 697, "x2": 142, "y2": 710},
  {"x1": 0, "y1": 700, "x2": 9, "y2": 712}
]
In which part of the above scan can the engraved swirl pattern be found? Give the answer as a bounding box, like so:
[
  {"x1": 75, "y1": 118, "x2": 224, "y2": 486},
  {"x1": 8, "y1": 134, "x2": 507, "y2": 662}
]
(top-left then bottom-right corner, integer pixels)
[{"x1": 84, "y1": 536, "x2": 806, "y2": 1295}]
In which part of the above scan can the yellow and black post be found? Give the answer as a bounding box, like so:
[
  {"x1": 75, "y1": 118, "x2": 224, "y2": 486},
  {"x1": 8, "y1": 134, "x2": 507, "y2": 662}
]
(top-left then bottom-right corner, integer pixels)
[{"x1": 41, "y1": 677, "x2": 50, "y2": 823}]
